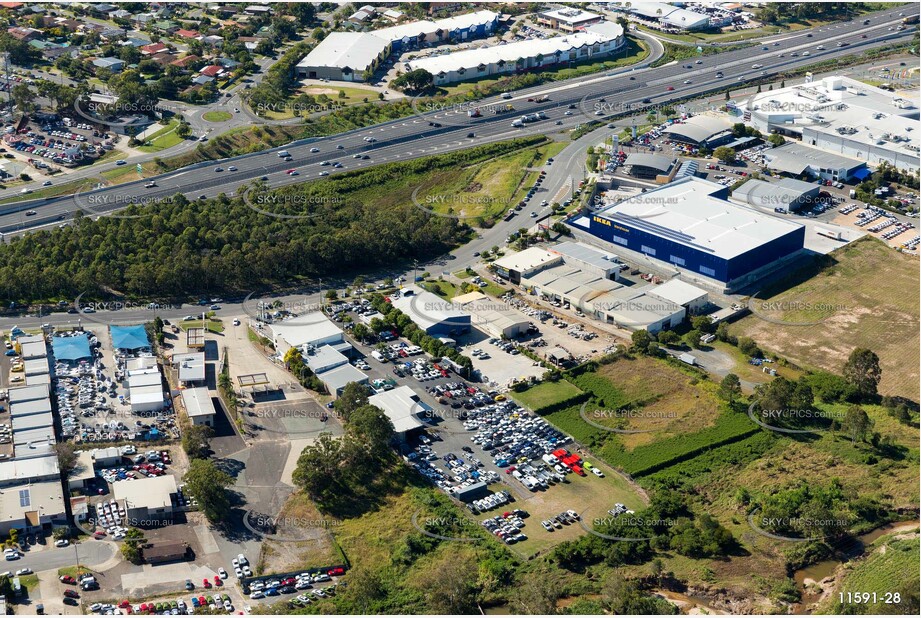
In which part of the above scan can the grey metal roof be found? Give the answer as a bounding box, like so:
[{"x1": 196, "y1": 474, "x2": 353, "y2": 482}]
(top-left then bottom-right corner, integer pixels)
[
  {"x1": 764, "y1": 142, "x2": 866, "y2": 174},
  {"x1": 663, "y1": 116, "x2": 733, "y2": 144},
  {"x1": 732, "y1": 177, "x2": 819, "y2": 207},
  {"x1": 625, "y1": 153, "x2": 675, "y2": 173}
]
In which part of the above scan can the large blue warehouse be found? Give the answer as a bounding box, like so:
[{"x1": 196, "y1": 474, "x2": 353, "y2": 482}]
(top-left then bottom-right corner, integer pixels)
[{"x1": 569, "y1": 177, "x2": 805, "y2": 288}]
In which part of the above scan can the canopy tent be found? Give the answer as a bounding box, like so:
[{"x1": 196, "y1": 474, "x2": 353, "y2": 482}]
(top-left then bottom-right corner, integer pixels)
[
  {"x1": 110, "y1": 324, "x2": 150, "y2": 351},
  {"x1": 852, "y1": 167, "x2": 872, "y2": 180},
  {"x1": 51, "y1": 333, "x2": 92, "y2": 361}
]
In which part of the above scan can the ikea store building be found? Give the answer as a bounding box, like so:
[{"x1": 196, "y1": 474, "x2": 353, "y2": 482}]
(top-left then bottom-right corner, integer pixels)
[{"x1": 569, "y1": 177, "x2": 805, "y2": 290}]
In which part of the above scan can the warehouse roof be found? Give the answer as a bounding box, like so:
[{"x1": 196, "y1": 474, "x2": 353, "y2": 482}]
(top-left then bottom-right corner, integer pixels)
[
  {"x1": 20, "y1": 340, "x2": 47, "y2": 358},
  {"x1": 0, "y1": 479, "x2": 66, "y2": 529},
  {"x1": 625, "y1": 153, "x2": 676, "y2": 173},
  {"x1": 368, "y1": 385, "x2": 427, "y2": 434},
  {"x1": 540, "y1": 7, "x2": 601, "y2": 24},
  {"x1": 114, "y1": 474, "x2": 177, "y2": 509},
  {"x1": 296, "y1": 32, "x2": 389, "y2": 72},
  {"x1": 174, "y1": 351, "x2": 205, "y2": 382},
  {"x1": 181, "y1": 387, "x2": 215, "y2": 419},
  {"x1": 589, "y1": 285, "x2": 683, "y2": 326},
  {"x1": 492, "y1": 247, "x2": 561, "y2": 274},
  {"x1": 8, "y1": 384, "x2": 49, "y2": 404},
  {"x1": 0, "y1": 454, "x2": 59, "y2": 483},
  {"x1": 594, "y1": 176, "x2": 805, "y2": 260},
  {"x1": 628, "y1": 2, "x2": 710, "y2": 29},
  {"x1": 452, "y1": 292, "x2": 529, "y2": 334},
  {"x1": 26, "y1": 373, "x2": 52, "y2": 386},
  {"x1": 271, "y1": 312, "x2": 343, "y2": 348},
  {"x1": 433, "y1": 10, "x2": 498, "y2": 32},
  {"x1": 550, "y1": 241, "x2": 620, "y2": 271},
  {"x1": 732, "y1": 177, "x2": 819, "y2": 207},
  {"x1": 406, "y1": 28, "x2": 621, "y2": 76},
  {"x1": 646, "y1": 278, "x2": 708, "y2": 307},
  {"x1": 317, "y1": 363, "x2": 368, "y2": 395},
  {"x1": 23, "y1": 357, "x2": 50, "y2": 375},
  {"x1": 391, "y1": 287, "x2": 469, "y2": 333},
  {"x1": 663, "y1": 115, "x2": 733, "y2": 144},
  {"x1": 12, "y1": 410, "x2": 52, "y2": 432},
  {"x1": 763, "y1": 142, "x2": 866, "y2": 175},
  {"x1": 306, "y1": 344, "x2": 349, "y2": 374},
  {"x1": 10, "y1": 397, "x2": 51, "y2": 418}
]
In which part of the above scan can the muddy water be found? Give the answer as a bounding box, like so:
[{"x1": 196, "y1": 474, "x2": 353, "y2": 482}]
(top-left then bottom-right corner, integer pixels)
[{"x1": 794, "y1": 520, "x2": 919, "y2": 610}]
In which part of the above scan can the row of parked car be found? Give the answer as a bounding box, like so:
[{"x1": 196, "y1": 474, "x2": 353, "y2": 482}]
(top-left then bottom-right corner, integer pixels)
[
  {"x1": 465, "y1": 400, "x2": 571, "y2": 468},
  {"x1": 482, "y1": 510, "x2": 528, "y2": 545}
]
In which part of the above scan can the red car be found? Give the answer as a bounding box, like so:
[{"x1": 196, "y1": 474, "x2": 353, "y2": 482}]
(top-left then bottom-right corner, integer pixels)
[
  {"x1": 505, "y1": 465, "x2": 517, "y2": 474},
  {"x1": 281, "y1": 577, "x2": 296, "y2": 586},
  {"x1": 214, "y1": 576, "x2": 223, "y2": 586},
  {"x1": 64, "y1": 590, "x2": 80, "y2": 599},
  {"x1": 118, "y1": 600, "x2": 131, "y2": 608},
  {"x1": 202, "y1": 579, "x2": 211, "y2": 588},
  {"x1": 328, "y1": 567, "x2": 345, "y2": 576},
  {"x1": 666, "y1": 86, "x2": 675, "y2": 91},
  {"x1": 59, "y1": 575, "x2": 76, "y2": 585},
  {"x1": 198, "y1": 596, "x2": 206, "y2": 606},
  {"x1": 93, "y1": 531, "x2": 106, "y2": 539}
]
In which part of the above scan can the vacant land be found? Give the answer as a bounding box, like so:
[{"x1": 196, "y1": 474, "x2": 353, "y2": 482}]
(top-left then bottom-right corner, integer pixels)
[
  {"x1": 259, "y1": 492, "x2": 344, "y2": 575},
  {"x1": 513, "y1": 379, "x2": 584, "y2": 412},
  {"x1": 733, "y1": 237, "x2": 920, "y2": 398},
  {"x1": 138, "y1": 119, "x2": 184, "y2": 153}
]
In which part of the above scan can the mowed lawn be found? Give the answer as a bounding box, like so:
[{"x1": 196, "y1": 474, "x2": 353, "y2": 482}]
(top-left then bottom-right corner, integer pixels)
[{"x1": 732, "y1": 237, "x2": 920, "y2": 398}]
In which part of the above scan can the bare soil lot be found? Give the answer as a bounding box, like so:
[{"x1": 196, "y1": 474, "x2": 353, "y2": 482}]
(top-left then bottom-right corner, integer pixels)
[{"x1": 732, "y1": 237, "x2": 919, "y2": 398}]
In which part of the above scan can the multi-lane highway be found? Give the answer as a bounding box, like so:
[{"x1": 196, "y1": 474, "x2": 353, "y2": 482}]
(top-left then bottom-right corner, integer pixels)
[{"x1": 0, "y1": 5, "x2": 915, "y2": 234}]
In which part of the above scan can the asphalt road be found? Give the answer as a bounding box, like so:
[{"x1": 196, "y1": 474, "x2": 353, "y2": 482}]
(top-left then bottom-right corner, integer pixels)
[
  {"x1": 12, "y1": 540, "x2": 117, "y2": 572},
  {"x1": 0, "y1": 5, "x2": 915, "y2": 235}
]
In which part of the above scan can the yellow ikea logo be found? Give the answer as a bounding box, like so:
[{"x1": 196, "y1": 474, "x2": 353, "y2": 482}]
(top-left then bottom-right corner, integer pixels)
[{"x1": 593, "y1": 216, "x2": 611, "y2": 227}]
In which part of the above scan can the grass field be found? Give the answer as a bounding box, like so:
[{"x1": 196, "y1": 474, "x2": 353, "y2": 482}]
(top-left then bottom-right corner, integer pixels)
[
  {"x1": 513, "y1": 380, "x2": 583, "y2": 411},
  {"x1": 732, "y1": 237, "x2": 920, "y2": 398},
  {"x1": 565, "y1": 356, "x2": 725, "y2": 450},
  {"x1": 137, "y1": 119, "x2": 184, "y2": 153},
  {"x1": 177, "y1": 319, "x2": 224, "y2": 333},
  {"x1": 202, "y1": 111, "x2": 232, "y2": 122}
]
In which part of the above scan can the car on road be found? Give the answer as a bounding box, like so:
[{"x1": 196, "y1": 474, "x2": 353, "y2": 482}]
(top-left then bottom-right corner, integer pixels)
[
  {"x1": 115, "y1": 160, "x2": 126, "y2": 165},
  {"x1": 15, "y1": 568, "x2": 32, "y2": 575},
  {"x1": 311, "y1": 147, "x2": 320, "y2": 152},
  {"x1": 666, "y1": 86, "x2": 674, "y2": 91},
  {"x1": 467, "y1": 132, "x2": 475, "y2": 138},
  {"x1": 145, "y1": 181, "x2": 156, "y2": 188},
  {"x1": 214, "y1": 167, "x2": 223, "y2": 172},
  {"x1": 54, "y1": 539, "x2": 70, "y2": 547},
  {"x1": 286, "y1": 169, "x2": 299, "y2": 175},
  {"x1": 42, "y1": 180, "x2": 52, "y2": 186},
  {"x1": 25, "y1": 210, "x2": 36, "y2": 216},
  {"x1": 210, "y1": 304, "x2": 220, "y2": 310},
  {"x1": 228, "y1": 166, "x2": 237, "y2": 171},
  {"x1": 319, "y1": 171, "x2": 330, "y2": 176},
  {"x1": 683, "y1": 79, "x2": 691, "y2": 84}
]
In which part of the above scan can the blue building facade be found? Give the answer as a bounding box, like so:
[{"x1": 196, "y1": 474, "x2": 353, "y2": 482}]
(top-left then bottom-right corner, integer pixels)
[{"x1": 574, "y1": 210, "x2": 805, "y2": 284}]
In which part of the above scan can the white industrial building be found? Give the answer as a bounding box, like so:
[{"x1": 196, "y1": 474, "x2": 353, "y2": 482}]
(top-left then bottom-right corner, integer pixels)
[
  {"x1": 368, "y1": 385, "x2": 429, "y2": 440},
  {"x1": 270, "y1": 312, "x2": 346, "y2": 355},
  {"x1": 452, "y1": 292, "x2": 530, "y2": 339},
  {"x1": 620, "y1": 2, "x2": 711, "y2": 30},
  {"x1": 744, "y1": 76, "x2": 919, "y2": 173},
  {"x1": 0, "y1": 479, "x2": 68, "y2": 535},
  {"x1": 304, "y1": 344, "x2": 368, "y2": 396},
  {"x1": 404, "y1": 22, "x2": 624, "y2": 86},
  {"x1": 295, "y1": 32, "x2": 391, "y2": 81},
  {"x1": 391, "y1": 287, "x2": 471, "y2": 336},
  {"x1": 492, "y1": 247, "x2": 564, "y2": 284},
  {"x1": 126, "y1": 357, "x2": 165, "y2": 413},
  {"x1": 114, "y1": 474, "x2": 177, "y2": 524},
  {"x1": 763, "y1": 142, "x2": 869, "y2": 182},
  {"x1": 731, "y1": 177, "x2": 821, "y2": 212},
  {"x1": 174, "y1": 351, "x2": 206, "y2": 387},
  {"x1": 549, "y1": 241, "x2": 622, "y2": 280},
  {"x1": 181, "y1": 387, "x2": 216, "y2": 428}
]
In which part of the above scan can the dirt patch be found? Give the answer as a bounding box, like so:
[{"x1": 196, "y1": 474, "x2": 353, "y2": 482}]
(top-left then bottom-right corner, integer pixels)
[{"x1": 257, "y1": 493, "x2": 342, "y2": 575}]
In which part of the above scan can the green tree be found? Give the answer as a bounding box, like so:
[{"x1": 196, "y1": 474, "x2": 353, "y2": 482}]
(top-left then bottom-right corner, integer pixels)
[
  {"x1": 683, "y1": 328, "x2": 702, "y2": 349},
  {"x1": 719, "y1": 373, "x2": 742, "y2": 403},
  {"x1": 391, "y1": 68, "x2": 434, "y2": 93},
  {"x1": 842, "y1": 348, "x2": 882, "y2": 401},
  {"x1": 737, "y1": 336, "x2": 761, "y2": 357},
  {"x1": 181, "y1": 424, "x2": 214, "y2": 460},
  {"x1": 841, "y1": 405, "x2": 873, "y2": 443},
  {"x1": 631, "y1": 329, "x2": 653, "y2": 353},
  {"x1": 334, "y1": 382, "x2": 371, "y2": 422},
  {"x1": 657, "y1": 330, "x2": 680, "y2": 346},
  {"x1": 183, "y1": 459, "x2": 233, "y2": 524},
  {"x1": 53, "y1": 442, "x2": 79, "y2": 474},
  {"x1": 690, "y1": 315, "x2": 713, "y2": 333},
  {"x1": 176, "y1": 122, "x2": 193, "y2": 139},
  {"x1": 713, "y1": 146, "x2": 736, "y2": 164},
  {"x1": 351, "y1": 322, "x2": 370, "y2": 342},
  {"x1": 121, "y1": 528, "x2": 145, "y2": 563},
  {"x1": 767, "y1": 133, "x2": 785, "y2": 147},
  {"x1": 291, "y1": 432, "x2": 344, "y2": 503},
  {"x1": 346, "y1": 405, "x2": 395, "y2": 460}
]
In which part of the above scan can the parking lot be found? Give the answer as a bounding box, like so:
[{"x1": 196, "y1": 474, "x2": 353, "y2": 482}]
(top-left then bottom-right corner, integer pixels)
[{"x1": 2, "y1": 113, "x2": 118, "y2": 177}]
